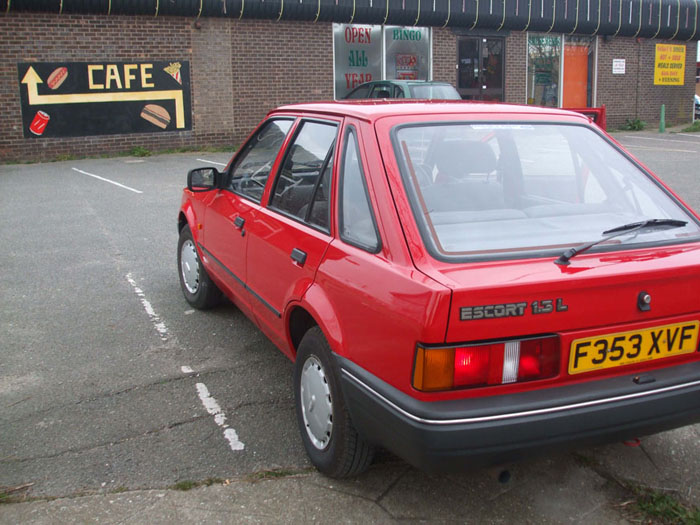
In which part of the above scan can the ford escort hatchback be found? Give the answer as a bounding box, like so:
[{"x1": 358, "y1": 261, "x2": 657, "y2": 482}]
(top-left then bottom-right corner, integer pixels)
[{"x1": 178, "y1": 101, "x2": 700, "y2": 478}]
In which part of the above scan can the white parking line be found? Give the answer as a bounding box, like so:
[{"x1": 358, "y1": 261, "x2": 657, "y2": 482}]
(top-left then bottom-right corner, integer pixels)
[
  {"x1": 72, "y1": 167, "x2": 143, "y2": 194},
  {"x1": 195, "y1": 382, "x2": 245, "y2": 452},
  {"x1": 623, "y1": 145, "x2": 697, "y2": 153},
  {"x1": 126, "y1": 273, "x2": 168, "y2": 341},
  {"x1": 196, "y1": 158, "x2": 227, "y2": 167},
  {"x1": 675, "y1": 133, "x2": 700, "y2": 139},
  {"x1": 621, "y1": 135, "x2": 699, "y2": 145}
]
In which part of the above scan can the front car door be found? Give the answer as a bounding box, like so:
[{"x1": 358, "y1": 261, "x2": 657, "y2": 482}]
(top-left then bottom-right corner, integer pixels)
[{"x1": 201, "y1": 118, "x2": 295, "y2": 311}]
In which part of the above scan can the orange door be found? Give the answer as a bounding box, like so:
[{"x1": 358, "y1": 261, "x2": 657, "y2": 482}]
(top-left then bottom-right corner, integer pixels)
[{"x1": 562, "y1": 44, "x2": 589, "y2": 107}]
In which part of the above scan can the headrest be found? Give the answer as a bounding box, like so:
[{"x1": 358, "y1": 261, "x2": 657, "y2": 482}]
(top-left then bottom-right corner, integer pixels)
[{"x1": 434, "y1": 139, "x2": 497, "y2": 178}]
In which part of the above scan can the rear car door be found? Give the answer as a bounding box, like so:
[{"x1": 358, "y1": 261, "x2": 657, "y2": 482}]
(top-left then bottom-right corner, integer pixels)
[
  {"x1": 245, "y1": 118, "x2": 340, "y2": 353},
  {"x1": 201, "y1": 118, "x2": 294, "y2": 307}
]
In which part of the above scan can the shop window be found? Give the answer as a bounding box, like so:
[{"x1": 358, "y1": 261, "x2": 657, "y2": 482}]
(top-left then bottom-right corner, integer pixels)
[
  {"x1": 527, "y1": 35, "x2": 561, "y2": 107},
  {"x1": 528, "y1": 34, "x2": 597, "y2": 108},
  {"x1": 333, "y1": 24, "x2": 431, "y2": 99}
]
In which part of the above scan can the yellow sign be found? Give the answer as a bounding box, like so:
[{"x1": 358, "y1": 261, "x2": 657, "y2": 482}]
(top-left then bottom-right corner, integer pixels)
[{"x1": 654, "y1": 44, "x2": 686, "y2": 86}]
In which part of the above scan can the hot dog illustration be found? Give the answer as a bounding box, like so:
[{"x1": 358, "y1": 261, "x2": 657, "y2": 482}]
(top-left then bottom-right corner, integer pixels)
[
  {"x1": 47, "y1": 67, "x2": 68, "y2": 90},
  {"x1": 140, "y1": 104, "x2": 170, "y2": 129}
]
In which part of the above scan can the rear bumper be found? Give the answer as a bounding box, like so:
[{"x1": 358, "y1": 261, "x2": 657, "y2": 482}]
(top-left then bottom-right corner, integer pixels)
[{"x1": 336, "y1": 355, "x2": 700, "y2": 473}]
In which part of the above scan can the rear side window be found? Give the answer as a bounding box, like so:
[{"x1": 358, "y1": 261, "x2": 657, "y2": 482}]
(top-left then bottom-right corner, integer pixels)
[
  {"x1": 269, "y1": 120, "x2": 338, "y2": 232},
  {"x1": 346, "y1": 84, "x2": 371, "y2": 99},
  {"x1": 370, "y1": 84, "x2": 394, "y2": 98},
  {"x1": 339, "y1": 128, "x2": 380, "y2": 252},
  {"x1": 228, "y1": 119, "x2": 294, "y2": 201}
]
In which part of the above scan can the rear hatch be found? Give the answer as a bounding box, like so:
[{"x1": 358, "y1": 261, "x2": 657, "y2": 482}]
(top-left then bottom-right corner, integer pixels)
[
  {"x1": 380, "y1": 112, "x2": 700, "y2": 385},
  {"x1": 407, "y1": 245, "x2": 700, "y2": 392},
  {"x1": 428, "y1": 245, "x2": 700, "y2": 345}
]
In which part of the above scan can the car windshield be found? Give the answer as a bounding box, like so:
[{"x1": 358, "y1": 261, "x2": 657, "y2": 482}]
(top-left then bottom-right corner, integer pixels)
[
  {"x1": 393, "y1": 122, "x2": 700, "y2": 260},
  {"x1": 408, "y1": 84, "x2": 461, "y2": 100}
]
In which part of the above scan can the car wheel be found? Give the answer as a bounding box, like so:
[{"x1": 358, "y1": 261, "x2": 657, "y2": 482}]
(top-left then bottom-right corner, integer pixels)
[
  {"x1": 294, "y1": 326, "x2": 375, "y2": 478},
  {"x1": 177, "y1": 226, "x2": 222, "y2": 309}
]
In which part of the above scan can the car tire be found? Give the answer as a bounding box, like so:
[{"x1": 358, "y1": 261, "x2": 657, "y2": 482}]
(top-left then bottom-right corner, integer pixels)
[
  {"x1": 177, "y1": 226, "x2": 222, "y2": 309},
  {"x1": 294, "y1": 326, "x2": 375, "y2": 478}
]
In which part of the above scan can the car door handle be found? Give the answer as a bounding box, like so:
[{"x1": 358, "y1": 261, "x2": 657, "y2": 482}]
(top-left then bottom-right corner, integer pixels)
[
  {"x1": 233, "y1": 216, "x2": 245, "y2": 236},
  {"x1": 290, "y1": 248, "x2": 307, "y2": 266}
]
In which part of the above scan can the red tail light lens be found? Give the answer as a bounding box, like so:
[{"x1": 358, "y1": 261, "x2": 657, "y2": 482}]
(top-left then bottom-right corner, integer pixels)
[
  {"x1": 454, "y1": 346, "x2": 490, "y2": 387},
  {"x1": 518, "y1": 337, "x2": 559, "y2": 381},
  {"x1": 413, "y1": 336, "x2": 560, "y2": 392}
]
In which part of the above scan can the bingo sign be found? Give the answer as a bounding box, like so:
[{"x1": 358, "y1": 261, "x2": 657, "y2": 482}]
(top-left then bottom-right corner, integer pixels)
[
  {"x1": 17, "y1": 61, "x2": 192, "y2": 138},
  {"x1": 654, "y1": 44, "x2": 686, "y2": 86},
  {"x1": 333, "y1": 24, "x2": 382, "y2": 99},
  {"x1": 395, "y1": 54, "x2": 419, "y2": 80},
  {"x1": 385, "y1": 27, "x2": 430, "y2": 81}
]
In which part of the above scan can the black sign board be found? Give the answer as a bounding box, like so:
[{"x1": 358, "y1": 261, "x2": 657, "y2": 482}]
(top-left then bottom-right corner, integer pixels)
[{"x1": 17, "y1": 61, "x2": 192, "y2": 138}]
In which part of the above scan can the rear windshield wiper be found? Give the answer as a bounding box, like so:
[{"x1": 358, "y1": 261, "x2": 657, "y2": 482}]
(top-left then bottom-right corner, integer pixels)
[{"x1": 554, "y1": 219, "x2": 687, "y2": 266}]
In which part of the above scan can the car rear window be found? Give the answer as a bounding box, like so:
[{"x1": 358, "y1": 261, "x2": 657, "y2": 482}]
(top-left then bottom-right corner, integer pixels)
[
  {"x1": 392, "y1": 123, "x2": 700, "y2": 260},
  {"x1": 408, "y1": 85, "x2": 461, "y2": 100}
]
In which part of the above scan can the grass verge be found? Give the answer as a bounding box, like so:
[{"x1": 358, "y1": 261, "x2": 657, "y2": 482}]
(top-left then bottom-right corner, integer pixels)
[
  {"x1": 631, "y1": 487, "x2": 700, "y2": 525},
  {"x1": 681, "y1": 120, "x2": 700, "y2": 133},
  {"x1": 170, "y1": 478, "x2": 226, "y2": 491}
]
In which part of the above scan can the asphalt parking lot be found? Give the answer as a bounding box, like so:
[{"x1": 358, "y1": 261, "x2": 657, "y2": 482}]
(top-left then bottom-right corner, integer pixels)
[{"x1": 1, "y1": 129, "x2": 700, "y2": 523}]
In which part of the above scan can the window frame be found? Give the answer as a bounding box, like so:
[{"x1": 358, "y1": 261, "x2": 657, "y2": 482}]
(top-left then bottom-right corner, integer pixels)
[
  {"x1": 390, "y1": 119, "x2": 700, "y2": 263},
  {"x1": 266, "y1": 117, "x2": 340, "y2": 235},
  {"x1": 225, "y1": 117, "x2": 297, "y2": 203},
  {"x1": 337, "y1": 125, "x2": 383, "y2": 253}
]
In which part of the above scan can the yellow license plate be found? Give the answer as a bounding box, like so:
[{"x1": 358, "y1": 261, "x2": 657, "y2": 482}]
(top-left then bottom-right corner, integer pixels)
[{"x1": 569, "y1": 321, "x2": 699, "y2": 375}]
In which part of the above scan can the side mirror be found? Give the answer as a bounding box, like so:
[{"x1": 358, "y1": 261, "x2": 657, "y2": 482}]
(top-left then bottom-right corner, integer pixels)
[{"x1": 187, "y1": 167, "x2": 220, "y2": 192}]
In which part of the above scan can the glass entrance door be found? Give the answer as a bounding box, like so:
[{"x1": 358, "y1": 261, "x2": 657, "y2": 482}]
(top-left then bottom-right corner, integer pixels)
[{"x1": 457, "y1": 37, "x2": 504, "y2": 101}]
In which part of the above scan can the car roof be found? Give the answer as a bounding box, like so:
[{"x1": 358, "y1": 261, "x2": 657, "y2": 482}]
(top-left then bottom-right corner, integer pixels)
[
  {"x1": 271, "y1": 100, "x2": 593, "y2": 124},
  {"x1": 362, "y1": 80, "x2": 452, "y2": 86}
]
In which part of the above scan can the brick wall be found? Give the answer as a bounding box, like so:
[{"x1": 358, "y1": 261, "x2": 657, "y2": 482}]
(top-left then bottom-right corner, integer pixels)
[
  {"x1": 588, "y1": 37, "x2": 694, "y2": 129},
  {"x1": 432, "y1": 28, "x2": 456, "y2": 85},
  {"x1": 504, "y1": 32, "x2": 527, "y2": 104},
  {"x1": 230, "y1": 19, "x2": 334, "y2": 145},
  {"x1": 1, "y1": 12, "x2": 696, "y2": 162},
  {"x1": 191, "y1": 18, "x2": 236, "y2": 148},
  {"x1": 635, "y1": 39, "x2": 696, "y2": 127},
  {"x1": 0, "y1": 13, "x2": 335, "y2": 162},
  {"x1": 1, "y1": 13, "x2": 197, "y2": 162}
]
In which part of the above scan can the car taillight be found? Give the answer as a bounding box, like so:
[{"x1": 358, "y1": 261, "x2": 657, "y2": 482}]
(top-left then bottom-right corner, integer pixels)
[{"x1": 413, "y1": 336, "x2": 560, "y2": 392}]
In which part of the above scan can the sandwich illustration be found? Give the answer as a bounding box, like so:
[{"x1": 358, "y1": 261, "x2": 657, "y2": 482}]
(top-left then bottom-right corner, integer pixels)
[{"x1": 140, "y1": 104, "x2": 170, "y2": 129}]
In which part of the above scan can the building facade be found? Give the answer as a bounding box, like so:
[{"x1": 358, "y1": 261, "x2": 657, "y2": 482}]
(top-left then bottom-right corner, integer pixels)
[{"x1": 1, "y1": 0, "x2": 697, "y2": 162}]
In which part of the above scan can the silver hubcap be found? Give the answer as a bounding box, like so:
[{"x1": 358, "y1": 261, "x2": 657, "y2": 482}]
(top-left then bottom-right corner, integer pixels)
[
  {"x1": 300, "y1": 356, "x2": 333, "y2": 450},
  {"x1": 180, "y1": 239, "x2": 200, "y2": 294}
]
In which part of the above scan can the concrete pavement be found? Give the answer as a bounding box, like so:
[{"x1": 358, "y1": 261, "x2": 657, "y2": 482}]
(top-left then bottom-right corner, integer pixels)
[{"x1": 2, "y1": 127, "x2": 700, "y2": 524}]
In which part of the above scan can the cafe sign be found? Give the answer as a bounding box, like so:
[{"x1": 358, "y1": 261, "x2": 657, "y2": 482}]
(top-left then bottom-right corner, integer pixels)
[{"x1": 17, "y1": 61, "x2": 192, "y2": 138}]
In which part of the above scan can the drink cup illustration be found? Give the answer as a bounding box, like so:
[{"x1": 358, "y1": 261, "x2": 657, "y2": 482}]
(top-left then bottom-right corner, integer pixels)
[{"x1": 29, "y1": 111, "x2": 50, "y2": 135}]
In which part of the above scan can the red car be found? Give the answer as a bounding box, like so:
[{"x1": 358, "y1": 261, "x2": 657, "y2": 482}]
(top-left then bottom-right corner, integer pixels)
[{"x1": 178, "y1": 101, "x2": 700, "y2": 478}]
